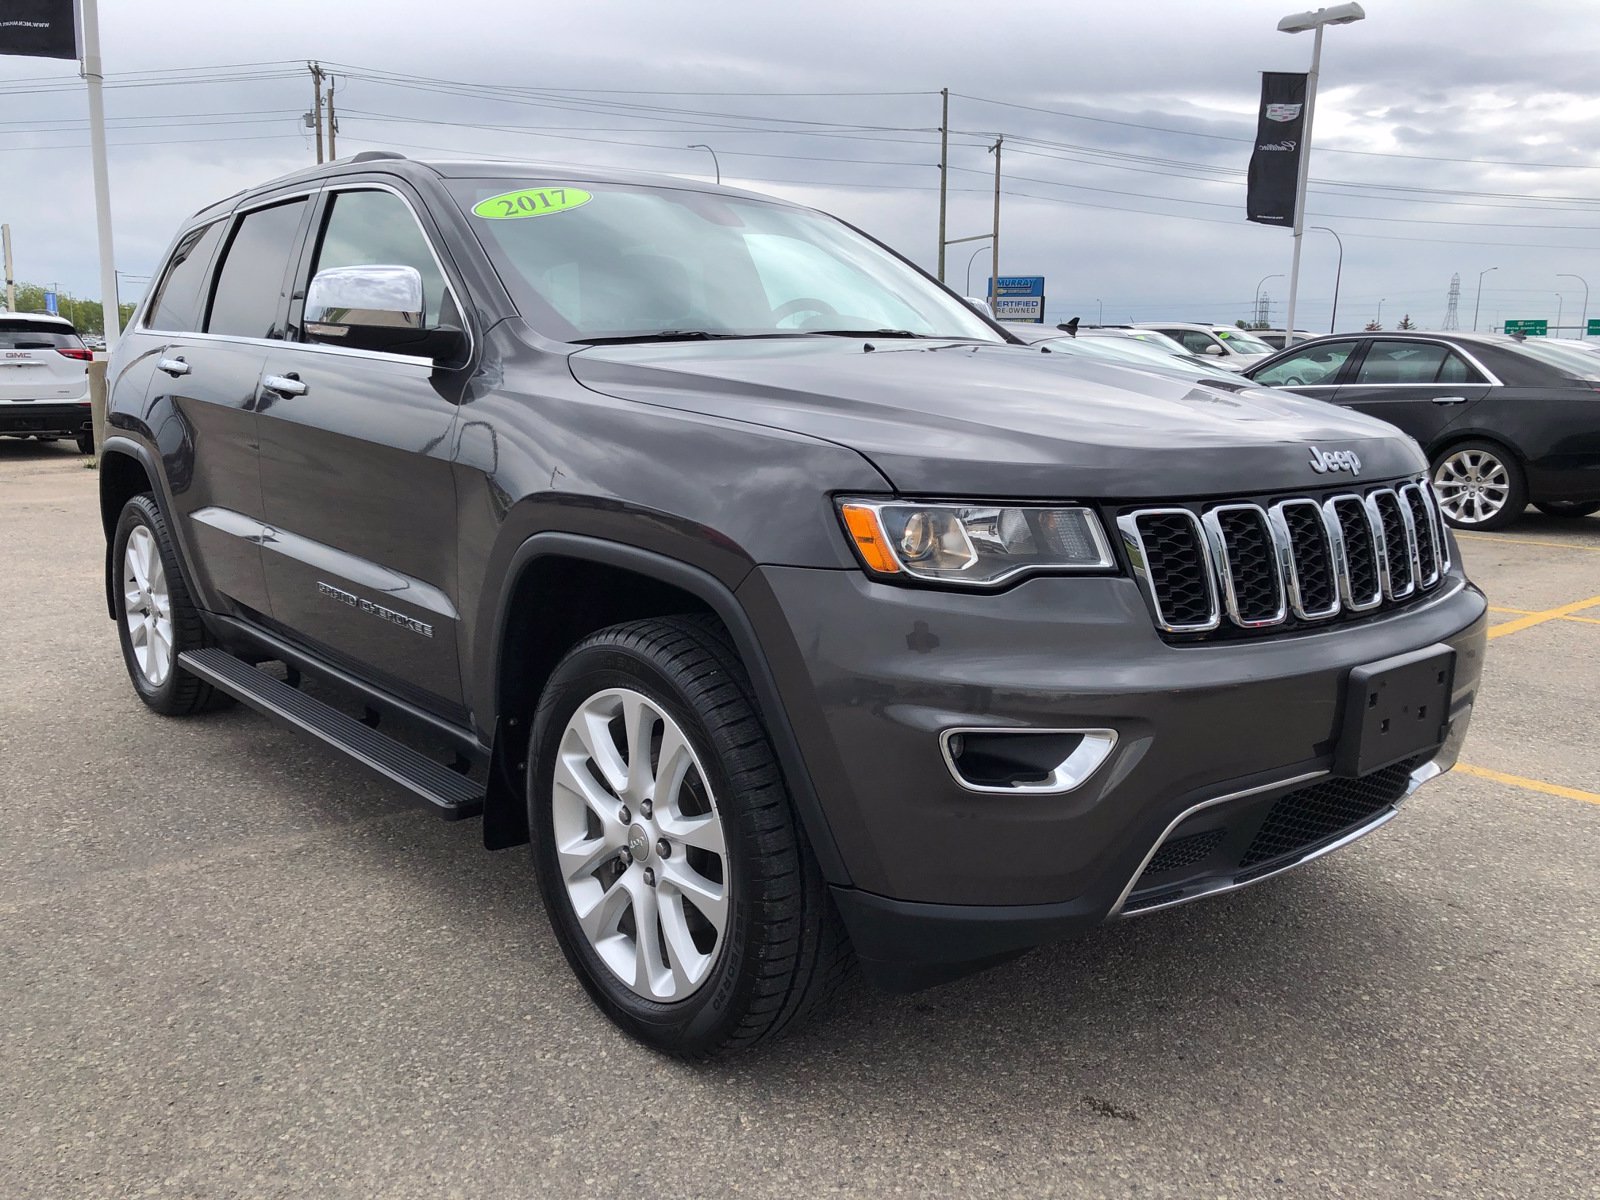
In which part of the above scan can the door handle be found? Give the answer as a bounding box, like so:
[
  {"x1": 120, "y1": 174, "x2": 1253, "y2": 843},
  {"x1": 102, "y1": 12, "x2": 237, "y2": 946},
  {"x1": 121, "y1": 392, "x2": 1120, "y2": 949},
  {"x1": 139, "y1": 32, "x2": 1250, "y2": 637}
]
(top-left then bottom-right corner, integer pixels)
[
  {"x1": 261, "y1": 373, "x2": 307, "y2": 398},
  {"x1": 1431, "y1": 395, "x2": 1469, "y2": 405},
  {"x1": 157, "y1": 357, "x2": 190, "y2": 377}
]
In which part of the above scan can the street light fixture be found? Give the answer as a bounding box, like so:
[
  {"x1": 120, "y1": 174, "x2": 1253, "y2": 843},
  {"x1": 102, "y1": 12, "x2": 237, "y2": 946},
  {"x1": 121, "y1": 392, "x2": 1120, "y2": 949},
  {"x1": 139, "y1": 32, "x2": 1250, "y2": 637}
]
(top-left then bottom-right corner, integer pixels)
[
  {"x1": 686, "y1": 143, "x2": 720, "y2": 185},
  {"x1": 964, "y1": 240, "x2": 993, "y2": 298},
  {"x1": 1277, "y1": 3, "x2": 1366, "y2": 348},
  {"x1": 1376, "y1": 297, "x2": 1385, "y2": 328},
  {"x1": 1472, "y1": 266, "x2": 1497, "y2": 331},
  {"x1": 1309, "y1": 226, "x2": 1343, "y2": 332},
  {"x1": 1254, "y1": 273, "x2": 1285, "y2": 326},
  {"x1": 1558, "y1": 272, "x2": 1589, "y2": 340}
]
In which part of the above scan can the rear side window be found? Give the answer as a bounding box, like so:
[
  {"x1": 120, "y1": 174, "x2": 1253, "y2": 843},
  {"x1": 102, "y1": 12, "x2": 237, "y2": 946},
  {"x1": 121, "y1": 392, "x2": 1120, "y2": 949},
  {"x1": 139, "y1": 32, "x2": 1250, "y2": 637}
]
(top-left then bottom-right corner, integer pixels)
[
  {"x1": 145, "y1": 221, "x2": 224, "y2": 333},
  {"x1": 206, "y1": 199, "x2": 309, "y2": 339},
  {"x1": 0, "y1": 319, "x2": 82, "y2": 350},
  {"x1": 1355, "y1": 341, "x2": 1474, "y2": 384}
]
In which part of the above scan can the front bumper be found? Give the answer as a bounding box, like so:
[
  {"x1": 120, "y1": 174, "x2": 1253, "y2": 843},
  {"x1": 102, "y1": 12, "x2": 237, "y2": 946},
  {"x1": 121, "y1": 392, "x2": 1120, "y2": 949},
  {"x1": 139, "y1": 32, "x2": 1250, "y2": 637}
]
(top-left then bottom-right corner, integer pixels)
[
  {"x1": 739, "y1": 564, "x2": 1487, "y2": 988},
  {"x1": 0, "y1": 401, "x2": 92, "y2": 436}
]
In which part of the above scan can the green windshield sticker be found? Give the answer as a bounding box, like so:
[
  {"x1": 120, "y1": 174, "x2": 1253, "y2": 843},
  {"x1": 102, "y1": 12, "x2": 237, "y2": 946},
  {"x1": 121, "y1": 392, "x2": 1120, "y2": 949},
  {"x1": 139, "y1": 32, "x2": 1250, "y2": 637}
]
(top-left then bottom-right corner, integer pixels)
[{"x1": 472, "y1": 187, "x2": 592, "y2": 219}]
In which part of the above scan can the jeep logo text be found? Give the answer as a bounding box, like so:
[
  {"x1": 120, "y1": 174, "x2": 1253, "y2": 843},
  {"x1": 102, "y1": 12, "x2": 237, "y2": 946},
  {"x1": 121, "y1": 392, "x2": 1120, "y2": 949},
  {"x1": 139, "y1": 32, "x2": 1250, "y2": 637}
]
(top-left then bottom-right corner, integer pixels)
[{"x1": 1308, "y1": 446, "x2": 1362, "y2": 476}]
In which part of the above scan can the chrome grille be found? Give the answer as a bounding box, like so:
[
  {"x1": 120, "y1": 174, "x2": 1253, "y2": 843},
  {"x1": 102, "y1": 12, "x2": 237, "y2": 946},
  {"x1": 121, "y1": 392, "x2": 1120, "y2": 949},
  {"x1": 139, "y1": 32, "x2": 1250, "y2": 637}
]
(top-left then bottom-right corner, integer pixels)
[{"x1": 1120, "y1": 479, "x2": 1449, "y2": 636}]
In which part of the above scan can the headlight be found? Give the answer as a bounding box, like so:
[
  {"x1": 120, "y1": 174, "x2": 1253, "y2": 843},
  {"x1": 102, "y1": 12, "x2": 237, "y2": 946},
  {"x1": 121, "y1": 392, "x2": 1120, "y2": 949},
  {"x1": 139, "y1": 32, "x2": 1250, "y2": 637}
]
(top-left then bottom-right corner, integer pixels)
[{"x1": 838, "y1": 499, "x2": 1115, "y2": 587}]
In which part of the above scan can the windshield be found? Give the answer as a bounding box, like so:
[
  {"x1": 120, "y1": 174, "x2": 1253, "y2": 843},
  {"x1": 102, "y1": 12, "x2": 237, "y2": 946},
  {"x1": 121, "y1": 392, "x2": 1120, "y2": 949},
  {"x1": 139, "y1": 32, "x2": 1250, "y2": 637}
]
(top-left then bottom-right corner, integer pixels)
[
  {"x1": 448, "y1": 180, "x2": 1002, "y2": 343},
  {"x1": 1507, "y1": 338, "x2": 1600, "y2": 381},
  {"x1": 1214, "y1": 328, "x2": 1273, "y2": 356}
]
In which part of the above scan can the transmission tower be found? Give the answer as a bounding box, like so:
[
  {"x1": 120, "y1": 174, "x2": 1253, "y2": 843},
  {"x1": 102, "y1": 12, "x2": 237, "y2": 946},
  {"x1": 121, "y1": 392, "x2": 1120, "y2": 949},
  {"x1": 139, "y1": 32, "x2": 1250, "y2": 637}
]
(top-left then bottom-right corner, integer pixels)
[{"x1": 1442, "y1": 272, "x2": 1461, "y2": 330}]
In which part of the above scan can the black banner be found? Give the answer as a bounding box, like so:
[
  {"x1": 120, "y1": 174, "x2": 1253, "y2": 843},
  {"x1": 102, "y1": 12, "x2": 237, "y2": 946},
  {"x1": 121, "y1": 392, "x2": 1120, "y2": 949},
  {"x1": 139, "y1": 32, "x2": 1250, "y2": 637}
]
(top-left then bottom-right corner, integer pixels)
[
  {"x1": 0, "y1": 0, "x2": 78, "y2": 60},
  {"x1": 1246, "y1": 72, "x2": 1308, "y2": 226}
]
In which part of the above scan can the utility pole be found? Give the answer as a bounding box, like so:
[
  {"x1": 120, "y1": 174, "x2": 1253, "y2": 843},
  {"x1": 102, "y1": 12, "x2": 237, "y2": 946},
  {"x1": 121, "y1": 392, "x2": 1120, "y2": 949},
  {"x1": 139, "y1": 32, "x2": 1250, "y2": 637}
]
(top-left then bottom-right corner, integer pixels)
[
  {"x1": 81, "y1": 0, "x2": 120, "y2": 342},
  {"x1": 937, "y1": 89, "x2": 949, "y2": 282},
  {"x1": 326, "y1": 75, "x2": 338, "y2": 160},
  {"x1": 309, "y1": 62, "x2": 325, "y2": 163},
  {"x1": 2, "y1": 224, "x2": 14, "y2": 312},
  {"x1": 988, "y1": 135, "x2": 1002, "y2": 313}
]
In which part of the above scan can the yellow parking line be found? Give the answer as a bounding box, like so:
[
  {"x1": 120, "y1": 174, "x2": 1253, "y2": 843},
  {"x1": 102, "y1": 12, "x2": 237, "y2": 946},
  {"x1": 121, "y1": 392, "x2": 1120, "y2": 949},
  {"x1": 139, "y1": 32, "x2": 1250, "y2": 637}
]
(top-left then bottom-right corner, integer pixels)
[
  {"x1": 1486, "y1": 593, "x2": 1600, "y2": 640},
  {"x1": 1456, "y1": 763, "x2": 1600, "y2": 806},
  {"x1": 1489, "y1": 605, "x2": 1600, "y2": 628},
  {"x1": 1456, "y1": 532, "x2": 1600, "y2": 553},
  {"x1": 1488, "y1": 606, "x2": 1535, "y2": 615}
]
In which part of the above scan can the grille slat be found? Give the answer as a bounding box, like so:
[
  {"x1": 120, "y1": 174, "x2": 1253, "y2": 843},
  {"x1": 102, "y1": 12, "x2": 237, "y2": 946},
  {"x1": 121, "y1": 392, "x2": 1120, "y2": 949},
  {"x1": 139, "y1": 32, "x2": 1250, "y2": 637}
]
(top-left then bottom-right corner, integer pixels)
[{"x1": 1124, "y1": 477, "x2": 1447, "y2": 638}]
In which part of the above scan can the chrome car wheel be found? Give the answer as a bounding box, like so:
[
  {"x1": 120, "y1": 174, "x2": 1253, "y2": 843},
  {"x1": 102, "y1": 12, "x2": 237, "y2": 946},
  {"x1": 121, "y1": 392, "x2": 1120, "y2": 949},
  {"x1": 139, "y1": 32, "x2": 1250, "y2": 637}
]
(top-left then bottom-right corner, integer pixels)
[
  {"x1": 122, "y1": 525, "x2": 174, "y2": 687},
  {"x1": 551, "y1": 687, "x2": 729, "y2": 1002},
  {"x1": 1433, "y1": 448, "x2": 1510, "y2": 526}
]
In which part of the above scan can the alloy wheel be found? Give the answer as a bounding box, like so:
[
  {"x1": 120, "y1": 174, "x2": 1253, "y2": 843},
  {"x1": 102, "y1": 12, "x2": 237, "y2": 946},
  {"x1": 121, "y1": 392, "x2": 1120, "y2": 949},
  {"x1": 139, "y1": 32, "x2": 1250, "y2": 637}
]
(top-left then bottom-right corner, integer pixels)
[
  {"x1": 122, "y1": 525, "x2": 174, "y2": 687},
  {"x1": 1433, "y1": 449, "x2": 1510, "y2": 526},
  {"x1": 551, "y1": 688, "x2": 730, "y2": 1002}
]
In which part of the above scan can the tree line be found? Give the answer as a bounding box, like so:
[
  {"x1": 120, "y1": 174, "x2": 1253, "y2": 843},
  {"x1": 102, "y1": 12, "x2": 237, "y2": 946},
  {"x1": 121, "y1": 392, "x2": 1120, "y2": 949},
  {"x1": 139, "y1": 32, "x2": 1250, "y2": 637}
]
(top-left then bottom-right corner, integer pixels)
[{"x1": 1, "y1": 282, "x2": 136, "y2": 336}]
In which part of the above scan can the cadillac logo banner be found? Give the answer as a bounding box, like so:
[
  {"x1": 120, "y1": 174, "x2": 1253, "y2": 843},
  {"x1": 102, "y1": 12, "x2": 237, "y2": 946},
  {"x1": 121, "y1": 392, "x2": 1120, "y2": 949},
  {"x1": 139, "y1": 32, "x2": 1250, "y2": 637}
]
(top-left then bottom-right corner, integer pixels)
[
  {"x1": 1246, "y1": 72, "x2": 1308, "y2": 226},
  {"x1": 0, "y1": 0, "x2": 78, "y2": 60}
]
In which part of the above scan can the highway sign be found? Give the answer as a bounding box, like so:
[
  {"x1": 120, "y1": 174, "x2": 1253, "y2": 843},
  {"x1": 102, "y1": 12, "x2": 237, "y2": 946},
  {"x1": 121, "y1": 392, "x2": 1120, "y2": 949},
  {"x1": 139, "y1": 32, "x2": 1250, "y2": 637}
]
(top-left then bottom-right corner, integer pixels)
[
  {"x1": 1503, "y1": 319, "x2": 1547, "y2": 336},
  {"x1": 1588, "y1": 319, "x2": 1600, "y2": 336}
]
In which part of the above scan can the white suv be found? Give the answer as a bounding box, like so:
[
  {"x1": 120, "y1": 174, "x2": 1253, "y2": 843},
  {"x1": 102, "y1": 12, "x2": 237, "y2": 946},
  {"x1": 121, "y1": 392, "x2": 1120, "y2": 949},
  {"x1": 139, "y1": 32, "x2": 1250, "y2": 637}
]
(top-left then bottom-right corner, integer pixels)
[
  {"x1": 1133, "y1": 322, "x2": 1275, "y2": 371},
  {"x1": 0, "y1": 313, "x2": 94, "y2": 452}
]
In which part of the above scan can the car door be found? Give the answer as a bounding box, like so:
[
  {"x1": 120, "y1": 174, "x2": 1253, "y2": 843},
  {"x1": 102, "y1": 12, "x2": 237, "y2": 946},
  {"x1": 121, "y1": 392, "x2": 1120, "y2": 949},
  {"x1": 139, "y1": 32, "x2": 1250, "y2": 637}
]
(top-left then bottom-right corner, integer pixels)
[
  {"x1": 1246, "y1": 338, "x2": 1362, "y2": 407},
  {"x1": 137, "y1": 198, "x2": 312, "y2": 618},
  {"x1": 1329, "y1": 338, "x2": 1493, "y2": 445},
  {"x1": 254, "y1": 182, "x2": 469, "y2": 716}
]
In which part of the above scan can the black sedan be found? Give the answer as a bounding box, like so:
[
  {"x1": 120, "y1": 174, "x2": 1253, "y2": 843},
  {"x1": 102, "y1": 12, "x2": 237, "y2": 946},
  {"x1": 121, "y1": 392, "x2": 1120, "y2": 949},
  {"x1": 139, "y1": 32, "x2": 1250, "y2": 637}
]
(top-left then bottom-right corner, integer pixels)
[{"x1": 1244, "y1": 332, "x2": 1600, "y2": 529}]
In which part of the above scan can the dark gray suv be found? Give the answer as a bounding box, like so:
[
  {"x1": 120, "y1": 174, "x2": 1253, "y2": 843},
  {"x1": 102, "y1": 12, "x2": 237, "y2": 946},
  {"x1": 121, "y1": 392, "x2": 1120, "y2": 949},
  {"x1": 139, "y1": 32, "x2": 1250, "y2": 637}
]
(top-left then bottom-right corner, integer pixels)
[{"x1": 101, "y1": 154, "x2": 1487, "y2": 1056}]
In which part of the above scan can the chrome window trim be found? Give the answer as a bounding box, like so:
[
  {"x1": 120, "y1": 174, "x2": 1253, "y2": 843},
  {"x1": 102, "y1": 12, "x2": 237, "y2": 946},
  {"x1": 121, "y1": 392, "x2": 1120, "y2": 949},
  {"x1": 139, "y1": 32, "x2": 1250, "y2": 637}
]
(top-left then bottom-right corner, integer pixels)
[
  {"x1": 1201, "y1": 503, "x2": 1287, "y2": 627},
  {"x1": 1347, "y1": 336, "x2": 1502, "y2": 387},
  {"x1": 135, "y1": 328, "x2": 436, "y2": 371},
  {"x1": 1108, "y1": 757, "x2": 1446, "y2": 920},
  {"x1": 1269, "y1": 498, "x2": 1342, "y2": 620},
  {"x1": 1116, "y1": 508, "x2": 1220, "y2": 633},
  {"x1": 1366, "y1": 488, "x2": 1416, "y2": 601},
  {"x1": 938, "y1": 727, "x2": 1119, "y2": 796}
]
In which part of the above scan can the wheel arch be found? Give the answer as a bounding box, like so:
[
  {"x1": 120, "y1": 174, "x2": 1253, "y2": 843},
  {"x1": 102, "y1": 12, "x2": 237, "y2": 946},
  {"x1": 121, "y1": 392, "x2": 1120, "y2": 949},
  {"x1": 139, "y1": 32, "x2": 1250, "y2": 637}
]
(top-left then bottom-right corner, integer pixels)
[
  {"x1": 479, "y1": 533, "x2": 849, "y2": 884},
  {"x1": 1424, "y1": 429, "x2": 1526, "y2": 470},
  {"x1": 98, "y1": 437, "x2": 162, "y2": 618}
]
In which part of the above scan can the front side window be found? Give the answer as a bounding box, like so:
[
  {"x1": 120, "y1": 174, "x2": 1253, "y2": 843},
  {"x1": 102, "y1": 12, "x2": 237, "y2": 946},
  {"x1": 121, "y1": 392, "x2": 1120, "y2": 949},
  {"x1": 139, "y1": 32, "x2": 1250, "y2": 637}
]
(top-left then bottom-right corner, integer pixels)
[
  {"x1": 308, "y1": 189, "x2": 455, "y2": 330},
  {"x1": 447, "y1": 180, "x2": 1000, "y2": 343},
  {"x1": 146, "y1": 221, "x2": 225, "y2": 333},
  {"x1": 1355, "y1": 340, "x2": 1455, "y2": 384},
  {"x1": 206, "y1": 199, "x2": 309, "y2": 339},
  {"x1": 1171, "y1": 329, "x2": 1220, "y2": 355},
  {"x1": 1251, "y1": 340, "x2": 1359, "y2": 387}
]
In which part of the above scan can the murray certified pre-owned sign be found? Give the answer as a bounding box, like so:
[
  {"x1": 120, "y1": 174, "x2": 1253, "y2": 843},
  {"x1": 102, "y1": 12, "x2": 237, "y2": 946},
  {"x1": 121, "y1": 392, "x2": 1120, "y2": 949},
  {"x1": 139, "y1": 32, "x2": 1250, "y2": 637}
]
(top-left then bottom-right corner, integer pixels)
[
  {"x1": 989, "y1": 276, "x2": 1046, "y2": 323},
  {"x1": 1246, "y1": 72, "x2": 1308, "y2": 225},
  {"x1": 0, "y1": 0, "x2": 78, "y2": 60}
]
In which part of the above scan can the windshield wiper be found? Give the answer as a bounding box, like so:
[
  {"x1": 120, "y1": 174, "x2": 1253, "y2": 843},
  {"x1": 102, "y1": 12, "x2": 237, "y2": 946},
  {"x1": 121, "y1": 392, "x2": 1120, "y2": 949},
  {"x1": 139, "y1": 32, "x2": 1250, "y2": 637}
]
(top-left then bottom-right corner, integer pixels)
[
  {"x1": 801, "y1": 328, "x2": 934, "y2": 339},
  {"x1": 573, "y1": 330, "x2": 750, "y2": 345}
]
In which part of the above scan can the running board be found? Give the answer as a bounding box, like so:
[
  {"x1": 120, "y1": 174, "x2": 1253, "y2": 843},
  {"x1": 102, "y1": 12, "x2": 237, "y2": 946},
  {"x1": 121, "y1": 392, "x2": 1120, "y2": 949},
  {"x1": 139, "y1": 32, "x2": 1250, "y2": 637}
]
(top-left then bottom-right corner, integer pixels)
[{"x1": 177, "y1": 648, "x2": 485, "y2": 819}]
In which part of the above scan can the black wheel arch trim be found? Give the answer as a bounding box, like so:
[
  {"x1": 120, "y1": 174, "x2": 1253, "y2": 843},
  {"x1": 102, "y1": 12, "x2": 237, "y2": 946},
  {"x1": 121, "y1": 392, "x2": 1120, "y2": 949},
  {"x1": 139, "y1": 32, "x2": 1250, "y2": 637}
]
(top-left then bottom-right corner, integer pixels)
[
  {"x1": 98, "y1": 434, "x2": 191, "y2": 620},
  {"x1": 484, "y1": 531, "x2": 851, "y2": 885}
]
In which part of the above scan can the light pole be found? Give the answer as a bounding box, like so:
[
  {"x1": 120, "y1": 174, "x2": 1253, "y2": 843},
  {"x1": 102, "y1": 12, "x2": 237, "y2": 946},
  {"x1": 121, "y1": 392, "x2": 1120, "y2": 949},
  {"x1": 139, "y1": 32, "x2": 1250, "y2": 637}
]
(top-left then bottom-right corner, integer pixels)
[
  {"x1": 1558, "y1": 272, "x2": 1588, "y2": 340},
  {"x1": 687, "y1": 143, "x2": 720, "y2": 185},
  {"x1": 1556, "y1": 291, "x2": 1564, "y2": 338},
  {"x1": 1254, "y1": 272, "x2": 1285, "y2": 327},
  {"x1": 1472, "y1": 266, "x2": 1497, "y2": 331},
  {"x1": 1277, "y1": 3, "x2": 1366, "y2": 348},
  {"x1": 964, "y1": 240, "x2": 993, "y2": 297},
  {"x1": 1309, "y1": 226, "x2": 1343, "y2": 332},
  {"x1": 1096, "y1": 298, "x2": 1103, "y2": 324},
  {"x1": 1376, "y1": 298, "x2": 1385, "y2": 328}
]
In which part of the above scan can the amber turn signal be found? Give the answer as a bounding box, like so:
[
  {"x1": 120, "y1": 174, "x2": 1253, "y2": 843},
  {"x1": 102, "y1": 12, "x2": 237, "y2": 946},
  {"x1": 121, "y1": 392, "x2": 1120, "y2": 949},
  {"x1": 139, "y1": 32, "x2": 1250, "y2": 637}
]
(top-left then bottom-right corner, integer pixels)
[{"x1": 840, "y1": 503, "x2": 903, "y2": 575}]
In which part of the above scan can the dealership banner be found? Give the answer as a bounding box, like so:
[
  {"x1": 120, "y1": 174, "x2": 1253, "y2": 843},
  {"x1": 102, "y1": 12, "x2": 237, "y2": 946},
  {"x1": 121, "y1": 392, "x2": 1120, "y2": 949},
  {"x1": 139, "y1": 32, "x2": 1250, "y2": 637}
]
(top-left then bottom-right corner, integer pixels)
[
  {"x1": 0, "y1": 0, "x2": 78, "y2": 60},
  {"x1": 1246, "y1": 72, "x2": 1308, "y2": 226}
]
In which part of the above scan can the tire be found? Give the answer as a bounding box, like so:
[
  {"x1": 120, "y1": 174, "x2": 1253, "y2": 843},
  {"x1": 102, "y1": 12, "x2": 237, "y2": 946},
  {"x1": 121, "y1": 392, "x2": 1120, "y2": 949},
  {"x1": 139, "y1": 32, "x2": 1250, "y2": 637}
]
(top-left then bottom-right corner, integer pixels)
[
  {"x1": 527, "y1": 614, "x2": 851, "y2": 1058},
  {"x1": 112, "y1": 493, "x2": 232, "y2": 715},
  {"x1": 1430, "y1": 440, "x2": 1527, "y2": 531},
  {"x1": 1535, "y1": 500, "x2": 1600, "y2": 519},
  {"x1": 76, "y1": 430, "x2": 95, "y2": 455}
]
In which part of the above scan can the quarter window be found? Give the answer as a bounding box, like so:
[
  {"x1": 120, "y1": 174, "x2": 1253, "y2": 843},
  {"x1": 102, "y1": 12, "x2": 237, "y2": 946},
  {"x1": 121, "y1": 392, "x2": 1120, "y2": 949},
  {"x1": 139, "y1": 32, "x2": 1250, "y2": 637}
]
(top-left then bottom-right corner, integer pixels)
[
  {"x1": 145, "y1": 221, "x2": 224, "y2": 333},
  {"x1": 206, "y1": 200, "x2": 309, "y2": 339},
  {"x1": 307, "y1": 190, "x2": 455, "y2": 330},
  {"x1": 1251, "y1": 340, "x2": 1359, "y2": 387}
]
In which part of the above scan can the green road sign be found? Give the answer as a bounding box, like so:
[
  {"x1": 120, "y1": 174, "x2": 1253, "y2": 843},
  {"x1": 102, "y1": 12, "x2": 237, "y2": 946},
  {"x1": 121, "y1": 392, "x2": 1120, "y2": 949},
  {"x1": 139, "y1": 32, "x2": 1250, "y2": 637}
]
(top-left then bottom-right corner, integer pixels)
[
  {"x1": 1588, "y1": 319, "x2": 1600, "y2": 336},
  {"x1": 1503, "y1": 319, "x2": 1547, "y2": 336}
]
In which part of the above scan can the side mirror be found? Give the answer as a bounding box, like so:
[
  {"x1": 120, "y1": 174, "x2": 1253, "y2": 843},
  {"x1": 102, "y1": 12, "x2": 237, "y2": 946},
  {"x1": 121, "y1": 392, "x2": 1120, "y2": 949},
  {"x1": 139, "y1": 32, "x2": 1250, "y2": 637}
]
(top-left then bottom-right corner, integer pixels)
[
  {"x1": 304, "y1": 264, "x2": 465, "y2": 363},
  {"x1": 1201, "y1": 343, "x2": 1226, "y2": 356}
]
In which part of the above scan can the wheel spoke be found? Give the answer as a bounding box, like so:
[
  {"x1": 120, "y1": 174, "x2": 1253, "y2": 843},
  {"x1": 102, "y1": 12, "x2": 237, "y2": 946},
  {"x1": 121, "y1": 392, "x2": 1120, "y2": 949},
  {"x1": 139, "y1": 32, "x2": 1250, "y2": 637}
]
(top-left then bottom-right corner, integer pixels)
[
  {"x1": 626, "y1": 873, "x2": 669, "y2": 997},
  {"x1": 574, "y1": 869, "x2": 634, "y2": 943},
  {"x1": 658, "y1": 891, "x2": 707, "y2": 993},
  {"x1": 659, "y1": 859, "x2": 728, "y2": 936},
  {"x1": 622, "y1": 692, "x2": 656, "y2": 802},
  {"x1": 554, "y1": 748, "x2": 625, "y2": 828},
  {"x1": 573, "y1": 705, "x2": 628, "y2": 794}
]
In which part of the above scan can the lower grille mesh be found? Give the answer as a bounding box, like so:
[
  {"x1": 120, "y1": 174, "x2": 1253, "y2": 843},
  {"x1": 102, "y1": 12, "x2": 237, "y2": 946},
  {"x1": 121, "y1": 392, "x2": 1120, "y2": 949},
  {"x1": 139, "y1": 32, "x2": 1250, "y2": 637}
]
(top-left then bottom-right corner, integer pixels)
[
  {"x1": 1145, "y1": 828, "x2": 1226, "y2": 875},
  {"x1": 1238, "y1": 758, "x2": 1421, "y2": 869}
]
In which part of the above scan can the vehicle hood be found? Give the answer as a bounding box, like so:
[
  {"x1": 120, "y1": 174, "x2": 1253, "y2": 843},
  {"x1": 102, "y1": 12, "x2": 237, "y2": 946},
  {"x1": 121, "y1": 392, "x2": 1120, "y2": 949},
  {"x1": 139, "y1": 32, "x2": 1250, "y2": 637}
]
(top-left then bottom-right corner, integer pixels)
[{"x1": 568, "y1": 337, "x2": 1425, "y2": 497}]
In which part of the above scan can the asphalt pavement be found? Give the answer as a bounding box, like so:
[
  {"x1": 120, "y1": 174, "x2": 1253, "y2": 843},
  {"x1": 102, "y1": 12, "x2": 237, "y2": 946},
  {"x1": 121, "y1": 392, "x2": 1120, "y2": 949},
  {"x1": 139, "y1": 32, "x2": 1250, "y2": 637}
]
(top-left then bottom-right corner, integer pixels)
[{"x1": 2, "y1": 439, "x2": 1596, "y2": 1199}]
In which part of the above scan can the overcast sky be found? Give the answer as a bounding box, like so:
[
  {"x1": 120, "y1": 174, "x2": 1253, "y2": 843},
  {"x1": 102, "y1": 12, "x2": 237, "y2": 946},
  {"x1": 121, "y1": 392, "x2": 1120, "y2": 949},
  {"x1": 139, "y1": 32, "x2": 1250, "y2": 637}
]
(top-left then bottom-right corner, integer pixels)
[{"x1": 4, "y1": 0, "x2": 1599, "y2": 334}]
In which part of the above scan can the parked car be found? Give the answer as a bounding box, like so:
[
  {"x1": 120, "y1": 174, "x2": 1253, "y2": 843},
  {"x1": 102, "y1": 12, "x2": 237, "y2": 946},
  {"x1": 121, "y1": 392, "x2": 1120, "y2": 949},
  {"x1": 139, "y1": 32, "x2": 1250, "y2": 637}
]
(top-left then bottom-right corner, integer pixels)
[
  {"x1": 1245, "y1": 331, "x2": 1600, "y2": 528},
  {"x1": 0, "y1": 312, "x2": 95, "y2": 452},
  {"x1": 1132, "y1": 321, "x2": 1276, "y2": 370},
  {"x1": 1257, "y1": 329, "x2": 1317, "y2": 350},
  {"x1": 102, "y1": 154, "x2": 1486, "y2": 1056},
  {"x1": 1001, "y1": 323, "x2": 1254, "y2": 387}
]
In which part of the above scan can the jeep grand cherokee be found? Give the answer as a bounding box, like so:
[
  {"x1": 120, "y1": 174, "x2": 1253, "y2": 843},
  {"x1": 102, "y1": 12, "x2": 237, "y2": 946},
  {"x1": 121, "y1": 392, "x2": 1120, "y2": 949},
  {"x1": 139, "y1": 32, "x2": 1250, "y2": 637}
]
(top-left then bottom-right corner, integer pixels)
[{"x1": 101, "y1": 154, "x2": 1487, "y2": 1056}]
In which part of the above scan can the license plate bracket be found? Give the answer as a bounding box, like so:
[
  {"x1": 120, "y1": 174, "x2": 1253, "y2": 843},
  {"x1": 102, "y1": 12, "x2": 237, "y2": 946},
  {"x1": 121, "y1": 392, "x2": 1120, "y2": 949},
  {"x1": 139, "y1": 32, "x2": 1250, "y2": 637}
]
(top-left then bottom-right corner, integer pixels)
[{"x1": 1335, "y1": 644, "x2": 1456, "y2": 777}]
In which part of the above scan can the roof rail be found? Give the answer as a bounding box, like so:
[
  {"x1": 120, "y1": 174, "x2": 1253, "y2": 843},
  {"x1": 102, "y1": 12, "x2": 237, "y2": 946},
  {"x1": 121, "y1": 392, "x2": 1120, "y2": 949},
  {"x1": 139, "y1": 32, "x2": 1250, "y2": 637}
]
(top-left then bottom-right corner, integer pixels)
[{"x1": 349, "y1": 150, "x2": 407, "y2": 163}]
